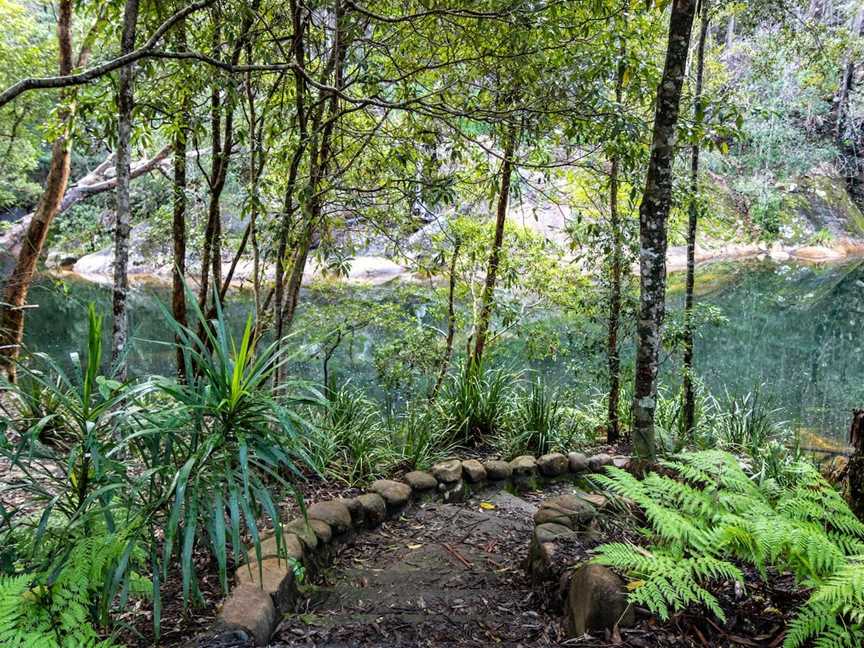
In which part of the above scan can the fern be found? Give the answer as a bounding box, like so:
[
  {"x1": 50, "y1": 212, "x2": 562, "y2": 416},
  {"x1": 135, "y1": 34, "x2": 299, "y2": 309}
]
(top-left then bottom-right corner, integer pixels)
[{"x1": 593, "y1": 450, "x2": 864, "y2": 647}]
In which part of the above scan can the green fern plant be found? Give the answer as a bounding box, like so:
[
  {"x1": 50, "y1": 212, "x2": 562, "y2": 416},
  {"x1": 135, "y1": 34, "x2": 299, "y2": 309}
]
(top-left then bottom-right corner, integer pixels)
[{"x1": 592, "y1": 450, "x2": 864, "y2": 647}]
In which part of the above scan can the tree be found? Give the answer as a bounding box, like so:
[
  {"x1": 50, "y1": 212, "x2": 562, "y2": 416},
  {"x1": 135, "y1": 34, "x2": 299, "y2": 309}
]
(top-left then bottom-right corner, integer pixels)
[{"x1": 632, "y1": 0, "x2": 699, "y2": 462}]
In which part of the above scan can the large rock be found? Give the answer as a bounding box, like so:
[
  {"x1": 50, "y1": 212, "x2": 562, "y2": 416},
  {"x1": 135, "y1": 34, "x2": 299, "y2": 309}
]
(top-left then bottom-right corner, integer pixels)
[
  {"x1": 588, "y1": 453, "x2": 613, "y2": 472},
  {"x1": 284, "y1": 518, "x2": 319, "y2": 551},
  {"x1": 340, "y1": 497, "x2": 365, "y2": 526},
  {"x1": 432, "y1": 459, "x2": 463, "y2": 483},
  {"x1": 483, "y1": 459, "x2": 512, "y2": 480},
  {"x1": 357, "y1": 492, "x2": 387, "y2": 526},
  {"x1": 537, "y1": 453, "x2": 569, "y2": 477},
  {"x1": 308, "y1": 500, "x2": 352, "y2": 534},
  {"x1": 404, "y1": 470, "x2": 437, "y2": 491},
  {"x1": 534, "y1": 522, "x2": 576, "y2": 544},
  {"x1": 255, "y1": 532, "x2": 304, "y2": 562},
  {"x1": 309, "y1": 519, "x2": 332, "y2": 544},
  {"x1": 461, "y1": 459, "x2": 487, "y2": 483},
  {"x1": 534, "y1": 495, "x2": 596, "y2": 530},
  {"x1": 565, "y1": 564, "x2": 634, "y2": 637},
  {"x1": 510, "y1": 455, "x2": 537, "y2": 477},
  {"x1": 568, "y1": 452, "x2": 589, "y2": 473},
  {"x1": 218, "y1": 583, "x2": 276, "y2": 646},
  {"x1": 370, "y1": 479, "x2": 411, "y2": 511},
  {"x1": 234, "y1": 558, "x2": 298, "y2": 612}
]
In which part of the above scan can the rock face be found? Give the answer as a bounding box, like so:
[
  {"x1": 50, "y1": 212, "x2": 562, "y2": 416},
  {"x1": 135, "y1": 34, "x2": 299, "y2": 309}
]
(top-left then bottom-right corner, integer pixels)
[
  {"x1": 404, "y1": 470, "x2": 437, "y2": 491},
  {"x1": 218, "y1": 582, "x2": 276, "y2": 646},
  {"x1": 370, "y1": 479, "x2": 411, "y2": 511},
  {"x1": 308, "y1": 500, "x2": 352, "y2": 534},
  {"x1": 534, "y1": 495, "x2": 596, "y2": 530},
  {"x1": 537, "y1": 453, "x2": 569, "y2": 477},
  {"x1": 483, "y1": 459, "x2": 512, "y2": 480},
  {"x1": 461, "y1": 459, "x2": 487, "y2": 483},
  {"x1": 568, "y1": 452, "x2": 589, "y2": 473},
  {"x1": 565, "y1": 564, "x2": 634, "y2": 637},
  {"x1": 432, "y1": 459, "x2": 463, "y2": 483},
  {"x1": 510, "y1": 455, "x2": 537, "y2": 477},
  {"x1": 357, "y1": 492, "x2": 388, "y2": 526}
]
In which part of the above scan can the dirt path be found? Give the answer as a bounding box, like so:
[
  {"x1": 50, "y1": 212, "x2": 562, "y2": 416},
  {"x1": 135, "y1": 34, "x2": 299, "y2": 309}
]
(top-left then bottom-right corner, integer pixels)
[{"x1": 271, "y1": 485, "x2": 575, "y2": 647}]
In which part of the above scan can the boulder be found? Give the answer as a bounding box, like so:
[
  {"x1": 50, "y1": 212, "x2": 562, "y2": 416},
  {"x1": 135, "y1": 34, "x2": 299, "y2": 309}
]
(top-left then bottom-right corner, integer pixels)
[
  {"x1": 218, "y1": 583, "x2": 276, "y2": 646},
  {"x1": 370, "y1": 479, "x2": 411, "y2": 511},
  {"x1": 483, "y1": 459, "x2": 513, "y2": 480},
  {"x1": 565, "y1": 564, "x2": 634, "y2": 637},
  {"x1": 255, "y1": 532, "x2": 304, "y2": 562},
  {"x1": 357, "y1": 492, "x2": 387, "y2": 526},
  {"x1": 537, "y1": 453, "x2": 569, "y2": 477},
  {"x1": 432, "y1": 458, "x2": 463, "y2": 483},
  {"x1": 461, "y1": 459, "x2": 487, "y2": 483},
  {"x1": 510, "y1": 455, "x2": 537, "y2": 477},
  {"x1": 534, "y1": 495, "x2": 596, "y2": 530},
  {"x1": 588, "y1": 453, "x2": 614, "y2": 472},
  {"x1": 534, "y1": 522, "x2": 576, "y2": 544},
  {"x1": 612, "y1": 455, "x2": 631, "y2": 470},
  {"x1": 234, "y1": 558, "x2": 298, "y2": 612},
  {"x1": 568, "y1": 452, "x2": 589, "y2": 473},
  {"x1": 340, "y1": 497, "x2": 365, "y2": 526},
  {"x1": 308, "y1": 500, "x2": 352, "y2": 534},
  {"x1": 284, "y1": 518, "x2": 319, "y2": 551},
  {"x1": 309, "y1": 519, "x2": 332, "y2": 544},
  {"x1": 404, "y1": 470, "x2": 437, "y2": 491}
]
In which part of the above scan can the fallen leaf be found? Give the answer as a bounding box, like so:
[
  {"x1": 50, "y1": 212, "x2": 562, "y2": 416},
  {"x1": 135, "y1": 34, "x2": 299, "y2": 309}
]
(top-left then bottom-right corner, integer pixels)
[
  {"x1": 480, "y1": 502, "x2": 496, "y2": 510},
  {"x1": 407, "y1": 543, "x2": 423, "y2": 549}
]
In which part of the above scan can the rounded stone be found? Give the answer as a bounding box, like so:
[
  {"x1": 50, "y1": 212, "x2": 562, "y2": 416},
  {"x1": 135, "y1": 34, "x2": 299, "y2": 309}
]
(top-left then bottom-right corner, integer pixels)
[
  {"x1": 308, "y1": 500, "x2": 352, "y2": 534},
  {"x1": 340, "y1": 497, "x2": 365, "y2": 526},
  {"x1": 284, "y1": 519, "x2": 318, "y2": 551},
  {"x1": 565, "y1": 564, "x2": 635, "y2": 637},
  {"x1": 404, "y1": 470, "x2": 437, "y2": 491},
  {"x1": 309, "y1": 519, "x2": 332, "y2": 544},
  {"x1": 534, "y1": 494, "x2": 596, "y2": 529},
  {"x1": 461, "y1": 459, "x2": 487, "y2": 483},
  {"x1": 254, "y1": 532, "x2": 305, "y2": 562},
  {"x1": 370, "y1": 479, "x2": 411, "y2": 510},
  {"x1": 612, "y1": 455, "x2": 631, "y2": 470},
  {"x1": 432, "y1": 458, "x2": 463, "y2": 483},
  {"x1": 537, "y1": 452, "x2": 569, "y2": 477},
  {"x1": 357, "y1": 492, "x2": 387, "y2": 526},
  {"x1": 218, "y1": 583, "x2": 276, "y2": 645},
  {"x1": 483, "y1": 459, "x2": 513, "y2": 480},
  {"x1": 588, "y1": 453, "x2": 614, "y2": 472},
  {"x1": 234, "y1": 557, "x2": 298, "y2": 613},
  {"x1": 510, "y1": 455, "x2": 537, "y2": 476},
  {"x1": 568, "y1": 452, "x2": 589, "y2": 473},
  {"x1": 534, "y1": 522, "x2": 576, "y2": 544}
]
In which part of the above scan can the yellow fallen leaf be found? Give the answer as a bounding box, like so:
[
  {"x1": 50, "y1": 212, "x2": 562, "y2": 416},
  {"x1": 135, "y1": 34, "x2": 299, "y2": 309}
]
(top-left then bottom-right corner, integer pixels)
[
  {"x1": 626, "y1": 579, "x2": 645, "y2": 591},
  {"x1": 480, "y1": 502, "x2": 496, "y2": 510},
  {"x1": 407, "y1": 543, "x2": 423, "y2": 549}
]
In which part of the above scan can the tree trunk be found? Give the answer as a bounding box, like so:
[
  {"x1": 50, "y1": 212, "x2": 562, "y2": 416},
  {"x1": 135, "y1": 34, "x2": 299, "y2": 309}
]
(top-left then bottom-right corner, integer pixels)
[
  {"x1": 834, "y1": 4, "x2": 864, "y2": 142},
  {"x1": 110, "y1": 0, "x2": 141, "y2": 379},
  {"x1": 632, "y1": 0, "x2": 698, "y2": 463},
  {"x1": 606, "y1": 43, "x2": 626, "y2": 445},
  {"x1": 172, "y1": 20, "x2": 189, "y2": 379},
  {"x1": 847, "y1": 409, "x2": 864, "y2": 519},
  {"x1": 0, "y1": 0, "x2": 74, "y2": 382},
  {"x1": 472, "y1": 124, "x2": 517, "y2": 367},
  {"x1": 431, "y1": 240, "x2": 461, "y2": 399},
  {"x1": 683, "y1": 0, "x2": 710, "y2": 439}
]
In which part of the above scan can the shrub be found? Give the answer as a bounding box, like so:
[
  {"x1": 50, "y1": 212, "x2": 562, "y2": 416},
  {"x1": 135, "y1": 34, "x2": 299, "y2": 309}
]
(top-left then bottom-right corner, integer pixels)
[
  {"x1": 437, "y1": 360, "x2": 516, "y2": 444},
  {"x1": 496, "y1": 378, "x2": 583, "y2": 457}
]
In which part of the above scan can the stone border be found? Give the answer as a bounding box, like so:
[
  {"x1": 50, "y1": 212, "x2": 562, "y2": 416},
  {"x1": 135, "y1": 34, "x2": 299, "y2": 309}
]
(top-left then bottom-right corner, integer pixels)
[{"x1": 192, "y1": 450, "x2": 631, "y2": 646}]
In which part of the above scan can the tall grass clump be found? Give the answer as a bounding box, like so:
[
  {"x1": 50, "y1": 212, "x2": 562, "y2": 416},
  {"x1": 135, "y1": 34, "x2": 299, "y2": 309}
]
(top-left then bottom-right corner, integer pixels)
[{"x1": 438, "y1": 360, "x2": 516, "y2": 445}]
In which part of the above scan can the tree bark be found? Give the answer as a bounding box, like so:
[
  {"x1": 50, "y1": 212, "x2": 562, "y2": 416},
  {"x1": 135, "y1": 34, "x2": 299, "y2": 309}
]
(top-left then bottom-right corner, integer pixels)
[
  {"x1": 632, "y1": 0, "x2": 698, "y2": 463},
  {"x1": 172, "y1": 19, "x2": 189, "y2": 379},
  {"x1": 0, "y1": 0, "x2": 75, "y2": 382},
  {"x1": 431, "y1": 240, "x2": 461, "y2": 399},
  {"x1": 110, "y1": 0, "x2": 141, "y2": 380},
  {"x1": 683, "y1": 0, "x2": 710, "y2": 439},
  {"x1": 606, "y1": 42, "x2": 626, "y2": 445},
  {"x1": 471, "y1": 124, "x2": 517, "y2": 368},
  {"x1": 834, "y1": 4, "x2": 864, "y2": 142},
  {"x1": 847, "y1": 409, "x2": 864, "y2": 519}
]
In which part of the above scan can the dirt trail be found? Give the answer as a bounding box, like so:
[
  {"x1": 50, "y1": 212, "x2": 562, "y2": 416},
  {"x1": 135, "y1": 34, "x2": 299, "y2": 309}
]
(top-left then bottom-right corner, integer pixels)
[{"x1": 271, "y1": 486, "x2": 574, "y2": 647}]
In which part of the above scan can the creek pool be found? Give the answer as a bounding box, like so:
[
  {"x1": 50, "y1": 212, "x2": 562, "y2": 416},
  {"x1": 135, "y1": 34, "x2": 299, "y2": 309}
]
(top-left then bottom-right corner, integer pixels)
[{"x1": 17, "y1": 258, "x2": 864, "y2": 445}]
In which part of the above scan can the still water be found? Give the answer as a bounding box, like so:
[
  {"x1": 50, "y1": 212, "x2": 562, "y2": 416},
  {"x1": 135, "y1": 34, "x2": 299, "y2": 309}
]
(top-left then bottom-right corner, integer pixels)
[{"x1": 19, "y1": 258, "x2": 864, "y2": 443}]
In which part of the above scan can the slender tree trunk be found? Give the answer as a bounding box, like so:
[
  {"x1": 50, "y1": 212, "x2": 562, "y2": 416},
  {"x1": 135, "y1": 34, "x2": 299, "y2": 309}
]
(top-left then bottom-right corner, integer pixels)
[
  {"x1": 606, "y1": 43, "x2": 627, "y2": 445},
  {"x1": 172, "y1": 20, "x2": 189, "y2": 379},
  {"x1": 431, "y1": 240, "x2": 461, "y2": 399},
  {"x1": 0, "y1": 0, "x2": 74, "y2": 382},
  {"x1": 683, "y1": 0, "x2": 710, "y2": 438},
  {"x1": 110, "y1": 0, "x2": 141, "y2": 379},
  {"x1": 632, "y1": 0, "x2": 698, "y2": 463},
  {"x1": 834, "y1": 4, "x2": 864, "y2": 142},
  {"x1": 472, "y1": 124, "x2": 517, "y2": 367}
]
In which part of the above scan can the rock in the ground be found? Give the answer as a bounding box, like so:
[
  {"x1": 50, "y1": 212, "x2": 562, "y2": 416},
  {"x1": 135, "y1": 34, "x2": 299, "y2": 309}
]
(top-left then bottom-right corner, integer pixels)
[
  {"x1": 370, "y1": 479, "x2": 411, "y2": 511},
  {"x1": 404, "y1": 470, "x2": 437, "y2": 491},
  {"x1": 483, "y1": 459, "x2": 512, "y2": 480},
  {"x1": 577, "y1": 493, "x2": 609, "y2": 510},
  {"x1": 534, "y1": 495, "x2": 596, "y2": 530},
  {"x1": 309, "y1": 519, "x2": 332, "y2": 544},
  {"x1": 461, "y1": 459, "x2": 487, "y2": 483},
  {"x1": 588, "y1": 453, "x2": 614, "y2": 472},
  {"x1": 537, "y1": 453, "x2": 569, "y2": 477},
  {"x1": 234, "y1": 558, "x2": 298, "y2": 612},
  {"x1": 218, "y1": 583, "x2": 276, "y2": 646},
  {"x1": 432, "y1": 458, "x2": 463, "y2": 483},
  {"x1": 612, "y1": 455, "x2": 631, "y2": 470},
  {"x1": 357, "y1": 492, "x2": 387, "y2": 526},
  {"x1": 565, "y1": 564, "x2": 634, "y2": 637},
  {"x1": 340, "y1": 497, "x2": 365, "y2": 526},
  {"x1": 568, "y1": 452, "x2": 589, "y2": 473},
  {"x1": 308, "y1": 500, "x2": 352, "y2": 534},
  {"x1": 255, "y1": 532, "x2": 304, "y2": 562},
  {"x1": 510, "y1": 455, "x2": 537, "y2": 477},
  {"x1": 439, "y1": 479, "x2": 466, "y2": 503},
  {"x1": 534, "y1": 522, "x2": 577, "y2": 544},
  {"x1": 284, "y1": 519, "x2": 318, "y2": 552},
  {"x1": 527, "y1": 539, "x2": 559, "y2": 583}
]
